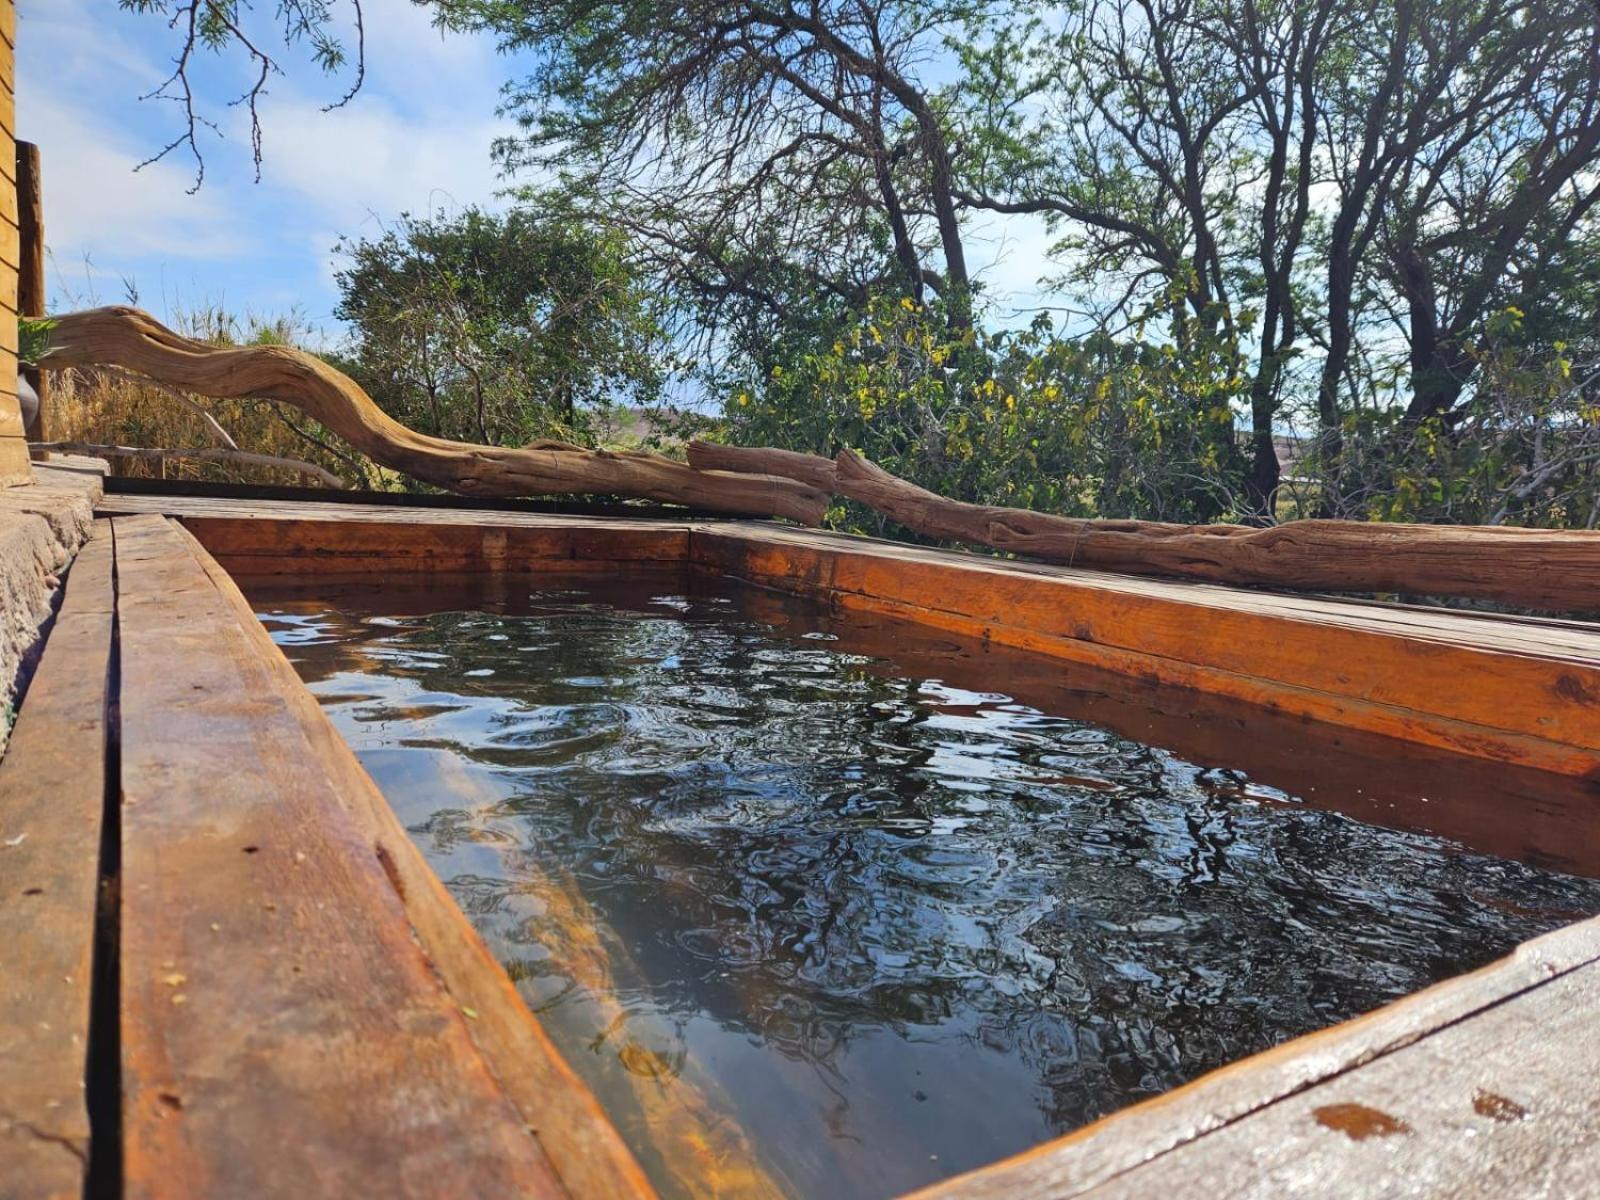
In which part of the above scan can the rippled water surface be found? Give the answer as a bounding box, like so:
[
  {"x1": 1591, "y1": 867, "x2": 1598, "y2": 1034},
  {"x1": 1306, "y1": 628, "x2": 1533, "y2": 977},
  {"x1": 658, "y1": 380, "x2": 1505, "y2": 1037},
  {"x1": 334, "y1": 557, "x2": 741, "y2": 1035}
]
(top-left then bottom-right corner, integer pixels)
[{"x1": 258, "y1": 580, "x2": 1600, "y2": 1200}]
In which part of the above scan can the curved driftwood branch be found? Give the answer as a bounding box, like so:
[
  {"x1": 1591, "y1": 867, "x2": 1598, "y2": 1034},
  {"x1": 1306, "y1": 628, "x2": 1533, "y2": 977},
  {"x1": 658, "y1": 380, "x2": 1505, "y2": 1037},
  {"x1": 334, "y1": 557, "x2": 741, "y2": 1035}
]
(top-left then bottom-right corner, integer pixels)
[
  {"x1": 699, "y1": 441, "x2": 1600, "y2": 611},
  {"x1": 41, "y1": 308, "x2": 829, "y2": 524},
  {"x1": 687, "y1": 440, "x2": 840, "y2": 492},
  {"x1": 31, "y1": 441, "x2": 348, "y2": 489}
]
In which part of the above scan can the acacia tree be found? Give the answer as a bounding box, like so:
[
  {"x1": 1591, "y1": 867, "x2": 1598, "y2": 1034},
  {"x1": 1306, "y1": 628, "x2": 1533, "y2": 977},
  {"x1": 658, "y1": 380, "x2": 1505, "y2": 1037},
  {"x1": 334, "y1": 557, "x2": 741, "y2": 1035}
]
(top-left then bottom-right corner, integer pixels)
[
  {"x1": 431, "y1": 0, "x2": 995, "y2": 334},
  {"x1": 333, "y1": 206, "x2": 668, "y2": 448},
  {"x1": 957, "y1": 0, "x2": 1600, "y2": 516}
]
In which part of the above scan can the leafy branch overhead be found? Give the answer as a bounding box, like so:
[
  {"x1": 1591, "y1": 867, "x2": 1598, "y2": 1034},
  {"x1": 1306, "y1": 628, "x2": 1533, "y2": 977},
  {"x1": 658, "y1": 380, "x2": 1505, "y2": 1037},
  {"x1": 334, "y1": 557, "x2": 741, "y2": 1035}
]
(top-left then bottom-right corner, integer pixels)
[{"x1": 118, "y1": 0, "x2": 367, "y2": 190}]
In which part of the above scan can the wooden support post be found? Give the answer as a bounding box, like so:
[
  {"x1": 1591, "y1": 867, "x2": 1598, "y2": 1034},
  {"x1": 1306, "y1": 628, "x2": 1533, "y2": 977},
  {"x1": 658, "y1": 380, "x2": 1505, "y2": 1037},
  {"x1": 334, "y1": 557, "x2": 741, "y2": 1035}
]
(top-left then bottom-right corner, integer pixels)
[
  {"x1": 17, "y1": 139, "x2": 46, "y2": 459},
  {"x1": 0, "y1": 0, "x2": 30, "y2": 487}
]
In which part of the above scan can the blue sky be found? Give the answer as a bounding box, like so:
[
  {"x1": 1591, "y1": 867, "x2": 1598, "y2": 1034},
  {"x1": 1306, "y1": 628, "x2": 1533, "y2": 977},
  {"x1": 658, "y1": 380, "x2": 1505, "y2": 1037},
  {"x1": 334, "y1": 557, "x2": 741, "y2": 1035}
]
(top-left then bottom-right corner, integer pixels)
[{"x1": 18, "y1": 1, "x2": 1056, "y2": 347}]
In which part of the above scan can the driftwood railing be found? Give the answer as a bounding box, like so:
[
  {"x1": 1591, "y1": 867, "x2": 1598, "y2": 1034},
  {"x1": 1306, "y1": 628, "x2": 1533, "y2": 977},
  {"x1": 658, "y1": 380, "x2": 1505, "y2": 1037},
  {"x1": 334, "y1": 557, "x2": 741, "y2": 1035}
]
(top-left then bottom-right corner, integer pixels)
[
  {"x1": 38, "y1": 307, "x2": 1600, "y2": 611},
  {"x1": 689, "y1": 442, "x2": 1600, "y2": 612},
  {"x1": 39, "y1": 307, "x2": 829, "y2": 524}
]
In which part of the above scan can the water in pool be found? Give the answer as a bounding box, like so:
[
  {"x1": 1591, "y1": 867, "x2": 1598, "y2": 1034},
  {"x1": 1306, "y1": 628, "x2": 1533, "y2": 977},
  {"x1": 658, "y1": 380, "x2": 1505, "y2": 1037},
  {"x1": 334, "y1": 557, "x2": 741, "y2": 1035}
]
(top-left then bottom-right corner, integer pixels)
[{"x1": 255, "y1": 578, "x2": 1600, "y2": 1200}]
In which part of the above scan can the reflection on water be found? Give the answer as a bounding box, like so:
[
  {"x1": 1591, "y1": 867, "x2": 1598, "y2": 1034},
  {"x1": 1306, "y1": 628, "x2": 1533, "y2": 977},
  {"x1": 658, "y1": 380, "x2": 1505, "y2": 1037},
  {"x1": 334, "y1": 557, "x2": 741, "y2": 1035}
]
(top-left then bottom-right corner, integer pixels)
[{"x1": 257, "y1": 580, "x2": 1600, "y2": 1200}]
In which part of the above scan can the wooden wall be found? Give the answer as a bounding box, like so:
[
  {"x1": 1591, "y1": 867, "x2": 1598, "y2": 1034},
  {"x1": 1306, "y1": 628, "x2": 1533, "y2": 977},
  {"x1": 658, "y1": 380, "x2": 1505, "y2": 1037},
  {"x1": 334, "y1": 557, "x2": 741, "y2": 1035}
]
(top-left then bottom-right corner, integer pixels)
[{"x1": 0, "y1": 0, "x2": 26, "y2": 487}]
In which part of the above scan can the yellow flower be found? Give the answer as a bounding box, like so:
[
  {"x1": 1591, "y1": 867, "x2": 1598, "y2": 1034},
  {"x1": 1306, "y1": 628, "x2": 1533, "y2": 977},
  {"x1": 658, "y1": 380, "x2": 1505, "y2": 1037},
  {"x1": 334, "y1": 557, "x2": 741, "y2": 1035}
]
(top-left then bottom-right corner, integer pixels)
[
  {"x1": 899, "y1": 296, "x2": 917, "y2": 312},
  {"x1": 1004, "y1": 394, "x2": 1016, "y2": 411}
]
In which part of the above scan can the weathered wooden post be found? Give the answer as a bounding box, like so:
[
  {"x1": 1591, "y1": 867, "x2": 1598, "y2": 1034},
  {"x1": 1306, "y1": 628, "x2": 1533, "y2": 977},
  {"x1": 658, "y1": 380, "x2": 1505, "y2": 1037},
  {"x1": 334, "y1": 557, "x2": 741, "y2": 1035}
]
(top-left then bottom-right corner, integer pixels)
[
  {"x1": 0, "y1": 0, "x2": 28, "y2": 486},
  {"x1": 17, "y1": 138, "x2": 46, "y2": 459}
]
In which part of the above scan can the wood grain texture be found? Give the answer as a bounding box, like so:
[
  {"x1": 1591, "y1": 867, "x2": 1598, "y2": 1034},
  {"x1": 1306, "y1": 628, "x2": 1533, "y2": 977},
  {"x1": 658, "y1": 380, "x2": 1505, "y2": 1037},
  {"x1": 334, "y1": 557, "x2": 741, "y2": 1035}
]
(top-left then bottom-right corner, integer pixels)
[
  {"x1": 112, "y1": 514, "x2": 579, "y2": 1199},
  {"x1": 171, "y1": 510, "x2": 691, "y2": 580},
  {"x1": 688, "y1": 440, "x2": 840, "y2": 492},
  {"x1": 17, "y1": 141, "x2": 48, "y2": 458},
  {"x1": 172, "y1": 521, "x2": 660, "y2": 1199},
  {"x1": 689, "y1": 523, "x2": 1600, "y2": 776},
  {"x1": 696, "y1": 442, "x2": 1600, "y2": 612},
  {"x1": 0, "y1": 527, "x2": 113, "y2": 1199},
  {"x1": 1071, "y1": 960, "x2": 1600, "y2": 1199},
  {"x1": 913, "y1": 916, "x2": 1600, "y2": 1199},
  {"x1": 42, "y1": 307, "x2": 828, "y2": 523}
]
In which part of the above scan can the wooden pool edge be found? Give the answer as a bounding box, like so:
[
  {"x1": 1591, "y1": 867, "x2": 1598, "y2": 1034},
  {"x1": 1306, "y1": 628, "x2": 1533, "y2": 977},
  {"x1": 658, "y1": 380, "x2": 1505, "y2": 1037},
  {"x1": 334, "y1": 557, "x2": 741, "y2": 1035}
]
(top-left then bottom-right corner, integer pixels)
[
  {"x1": 130, "y1": 493, "x2": 1600, "y2": 780},
  {"x1": 7, "y1": 493, "x2": 1599, "y2": 1197}
]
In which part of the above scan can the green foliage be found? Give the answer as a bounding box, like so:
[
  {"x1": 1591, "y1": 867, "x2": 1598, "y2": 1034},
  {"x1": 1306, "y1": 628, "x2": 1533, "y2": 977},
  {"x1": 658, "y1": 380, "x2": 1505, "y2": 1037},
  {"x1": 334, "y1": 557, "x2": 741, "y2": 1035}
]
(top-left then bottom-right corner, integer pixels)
[
  {"x1": 334, "y1": 205, "x2": 669, "y2": 449},
  {"x1": 707, "y1": 293, "x2": 1243, "y2": 528},
  {"x1": 1319, "y1": 307, "x2": 1600, "y2": 528},
  {"x1": 18, "y1": 318, "x2": 56, "y2": 366}
]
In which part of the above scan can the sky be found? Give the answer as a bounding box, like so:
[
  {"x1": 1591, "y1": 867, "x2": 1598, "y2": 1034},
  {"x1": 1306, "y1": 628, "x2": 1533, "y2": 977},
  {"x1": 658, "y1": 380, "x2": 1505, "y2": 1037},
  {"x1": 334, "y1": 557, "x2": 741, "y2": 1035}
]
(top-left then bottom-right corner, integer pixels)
[{"x1": 17, "y1": 0, "x2": 1057, "y2": 347}]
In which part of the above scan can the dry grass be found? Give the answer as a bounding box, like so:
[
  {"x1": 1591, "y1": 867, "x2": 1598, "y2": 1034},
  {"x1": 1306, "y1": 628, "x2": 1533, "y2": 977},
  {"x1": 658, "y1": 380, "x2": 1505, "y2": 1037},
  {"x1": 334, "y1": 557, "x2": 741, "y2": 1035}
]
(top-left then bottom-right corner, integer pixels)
[{"x1": 39, "y1": 304, "x2": 389, "y2": 490}]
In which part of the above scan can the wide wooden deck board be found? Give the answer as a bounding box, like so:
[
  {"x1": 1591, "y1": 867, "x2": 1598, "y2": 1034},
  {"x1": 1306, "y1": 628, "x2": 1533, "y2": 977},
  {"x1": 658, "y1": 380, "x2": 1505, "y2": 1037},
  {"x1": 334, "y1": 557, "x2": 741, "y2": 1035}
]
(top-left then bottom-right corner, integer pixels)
[
  {"x1": 919, "y1": 915, "x2": 1600, "y2": 1199},
  {"x1": 111, "y1": 514, "x2": 578, "y2": 1198},
  {"x1": 0, "y1": 526, "x2": 113, "y2": 1199},
  {"x1": 689, "y1": 524, "x2": 1600, "y2": 776}
]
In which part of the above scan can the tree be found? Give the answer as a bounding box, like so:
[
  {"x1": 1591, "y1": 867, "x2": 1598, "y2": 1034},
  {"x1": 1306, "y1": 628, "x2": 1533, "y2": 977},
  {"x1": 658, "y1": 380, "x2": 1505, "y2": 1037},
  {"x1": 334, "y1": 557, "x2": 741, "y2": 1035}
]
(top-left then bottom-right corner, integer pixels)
[
  {"x1": 432, "y1": 0, "x2": 996, "y2": 335},
  {"x1": 955, "y1": 0, "x2": 1600, "y2": 516},
  {"x1": 333, "y1": 205, "x2": 668, "y2": 448}
]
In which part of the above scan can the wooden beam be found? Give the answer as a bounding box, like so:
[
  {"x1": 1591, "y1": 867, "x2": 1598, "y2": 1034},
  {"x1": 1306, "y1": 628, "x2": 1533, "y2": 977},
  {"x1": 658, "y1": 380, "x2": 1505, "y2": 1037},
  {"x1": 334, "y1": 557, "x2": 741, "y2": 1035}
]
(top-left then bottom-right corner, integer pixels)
[
  {"x1": 41, "y1": 308, "x2": 828, "y2": 523},
  {"x1": 688, "y1": 442, "x2": 1600, "y2": 613},
  {"x1": 0, "y1": 526, "x2": 113, "y2": 1199},
  {"x1": 111, "y1": 513, "x2": 643, "y2": 1198},
  {"x1": 16, "y1": 139, "x2": 44, "y2": 459},
  {"x1": 689, "y1": 522, "x2": 1600, "y2": 777}
]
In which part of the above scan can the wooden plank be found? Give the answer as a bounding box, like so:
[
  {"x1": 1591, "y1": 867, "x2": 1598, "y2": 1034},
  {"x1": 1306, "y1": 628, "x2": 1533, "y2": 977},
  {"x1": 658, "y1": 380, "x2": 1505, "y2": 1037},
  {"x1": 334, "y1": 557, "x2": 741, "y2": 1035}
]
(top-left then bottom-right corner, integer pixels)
[
  {"x1": 17, "y1": 140, "x2": 47, "y2": 456},
  {"x1": 0, "y1": 434, "x2": 30, "y2": 486},
  {"x1": 691, "y1": 524, "x2": 1600, "y2": 776},
  {"x1": 111, "y1": 514, "x2": 580, "y2": 1199},
  {"x1": 731, "y1": 592, "x2": 1600, "y2": 877},
  {"x1": 0, "y1": 527, "x2": 113, "y2": 1199},
  {"x1": 173, "y1": 522, "x2": 659, "y2": 1199},
  {"x1": 914, "y1": 915, "x2": 1600, "y2": 1199},
  {"x1": 1068, "y1": 957, "x2": 1600, "y2": 1199},
  {"x1": 172, "y1": 511, "x2": 691, "y2": 579}
]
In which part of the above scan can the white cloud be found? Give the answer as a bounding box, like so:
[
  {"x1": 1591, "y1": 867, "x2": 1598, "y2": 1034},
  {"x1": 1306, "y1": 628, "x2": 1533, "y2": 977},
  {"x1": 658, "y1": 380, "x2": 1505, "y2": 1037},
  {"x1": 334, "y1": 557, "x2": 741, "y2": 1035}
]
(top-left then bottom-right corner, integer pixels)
[
  {"x1": 252, "y1": 97, "x2": 511, "y2": 233},
  {"x1": 21, "y1": 91, "x2": 246, "y2": 264}
]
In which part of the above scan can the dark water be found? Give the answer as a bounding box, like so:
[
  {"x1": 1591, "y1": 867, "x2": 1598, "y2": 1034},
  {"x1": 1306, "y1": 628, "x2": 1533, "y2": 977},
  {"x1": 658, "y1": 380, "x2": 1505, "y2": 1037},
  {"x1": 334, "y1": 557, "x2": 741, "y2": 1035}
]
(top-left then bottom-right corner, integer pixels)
[{"x1": 256, "y1": 579, "x2": 1600, "y2": 1200}]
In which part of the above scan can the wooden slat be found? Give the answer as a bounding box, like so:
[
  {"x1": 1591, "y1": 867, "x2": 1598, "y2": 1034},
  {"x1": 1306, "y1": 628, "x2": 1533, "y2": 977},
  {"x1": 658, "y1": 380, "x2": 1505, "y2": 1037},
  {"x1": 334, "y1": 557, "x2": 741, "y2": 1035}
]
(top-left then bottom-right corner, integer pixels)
[
  {"x1": 916, "y1": 915, "x2": 1600, "y2": 1199},
  {"x1": 111, "y1": 514, "x2": 579, "y2": 1199},
  {"x1": 0, "y1": 434, "x2": 30, "y2": 486},
  {"x1": 0, "y1": 527, "x2": 113, "y2": 1199},
  {"x1": 691, "y1": 524, "x2": 1600, "y2": 776},
  {"x1": 1065, "y1": 958, "x2": 1600, "y2": 1199},
  {"x1": 171, "y1": 511, "x2": 691, "y2": 579},
  {"x1": 173, "y1": 522, "x2": 658, "y2": 1199}
]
